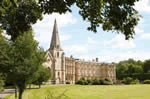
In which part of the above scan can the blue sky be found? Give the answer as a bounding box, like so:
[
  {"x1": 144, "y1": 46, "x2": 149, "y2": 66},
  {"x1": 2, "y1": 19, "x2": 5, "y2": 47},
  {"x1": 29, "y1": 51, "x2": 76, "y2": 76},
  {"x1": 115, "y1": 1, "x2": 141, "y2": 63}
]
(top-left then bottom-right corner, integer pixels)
[{"x1": 33, "y1": 0, "x2": 150, "y2": 63}]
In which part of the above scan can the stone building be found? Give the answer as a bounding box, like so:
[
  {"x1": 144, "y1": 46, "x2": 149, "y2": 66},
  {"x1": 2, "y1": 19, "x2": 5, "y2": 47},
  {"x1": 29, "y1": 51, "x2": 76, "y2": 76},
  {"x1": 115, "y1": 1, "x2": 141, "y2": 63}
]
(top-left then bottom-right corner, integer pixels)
[{"x1": 43, "y1": 19, "x2": 116, "y2": 84}]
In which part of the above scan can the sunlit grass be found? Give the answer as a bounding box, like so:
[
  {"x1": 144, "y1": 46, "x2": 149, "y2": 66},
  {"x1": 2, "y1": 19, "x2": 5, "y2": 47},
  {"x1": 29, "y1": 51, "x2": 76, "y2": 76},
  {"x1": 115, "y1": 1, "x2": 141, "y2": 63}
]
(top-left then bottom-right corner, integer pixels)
[{"x1": 5, "y1": 84, "x2": 150, "y2": 99}]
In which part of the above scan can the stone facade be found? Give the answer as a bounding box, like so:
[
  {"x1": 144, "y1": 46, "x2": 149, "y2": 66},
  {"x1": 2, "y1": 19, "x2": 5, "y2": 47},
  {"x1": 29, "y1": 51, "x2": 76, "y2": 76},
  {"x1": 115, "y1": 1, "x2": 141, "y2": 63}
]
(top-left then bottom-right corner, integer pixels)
[{"x1": 43, "y1": 20, "x2": 116, "y2": 84}]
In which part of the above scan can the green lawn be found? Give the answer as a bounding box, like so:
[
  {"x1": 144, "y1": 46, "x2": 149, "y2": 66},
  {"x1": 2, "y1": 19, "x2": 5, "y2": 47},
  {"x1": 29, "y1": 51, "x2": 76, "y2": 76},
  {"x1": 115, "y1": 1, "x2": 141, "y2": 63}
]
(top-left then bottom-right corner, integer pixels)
[{"x1": 5, "y1": 84, "x2": 150, "y2": 99}]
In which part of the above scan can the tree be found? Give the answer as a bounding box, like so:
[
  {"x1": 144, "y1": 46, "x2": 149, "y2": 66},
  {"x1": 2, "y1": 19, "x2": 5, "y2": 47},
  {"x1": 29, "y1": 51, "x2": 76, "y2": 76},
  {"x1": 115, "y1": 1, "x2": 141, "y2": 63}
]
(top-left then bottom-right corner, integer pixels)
[
  {"x1": 0, "y1": 0, "x2": 141, "y2": 40},
  {"x1": 32, "y1": 66, "x2": 51, "y2": 88},
  {"x1": 0, "y1": 0, "x2": 43, "y2": 41},
  {"x1": 0, "y1": 29, "x2": 46, "y2": 99},
  {"x1": 143, "y1": 59, "x2": 150, "y2": 73},
  {"x1": 116, "y1": 63, "x2": 128, "y2": 75}
]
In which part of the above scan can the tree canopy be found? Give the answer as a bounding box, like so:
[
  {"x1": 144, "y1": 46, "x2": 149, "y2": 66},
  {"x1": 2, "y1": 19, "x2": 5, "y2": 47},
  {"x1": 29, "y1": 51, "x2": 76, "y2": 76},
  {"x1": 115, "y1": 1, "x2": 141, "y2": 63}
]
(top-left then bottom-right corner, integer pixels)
[
  {"x1": 0, "y1": 29, "x2": 46, "y2": 99},
  {"x1": 0, "y1": 0, "x2": 141, "y2": 41}
]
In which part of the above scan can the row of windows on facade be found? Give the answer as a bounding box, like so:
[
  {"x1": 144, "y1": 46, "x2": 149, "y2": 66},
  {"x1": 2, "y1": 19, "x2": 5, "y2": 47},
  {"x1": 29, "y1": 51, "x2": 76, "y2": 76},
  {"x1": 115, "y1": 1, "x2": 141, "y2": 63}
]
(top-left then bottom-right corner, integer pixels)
[
  {"x1": 66, "y1": 64, "x2": 115, "y2": 69},
  {"x1": 66, "y1": 69, "x2": 115, "y2": 73},
  {"x1": 66, "y1": 72, "x2": 114, "y2": 76},
  {"x1": 66, "y1": 68, "x2": 115, "y2": 72}
]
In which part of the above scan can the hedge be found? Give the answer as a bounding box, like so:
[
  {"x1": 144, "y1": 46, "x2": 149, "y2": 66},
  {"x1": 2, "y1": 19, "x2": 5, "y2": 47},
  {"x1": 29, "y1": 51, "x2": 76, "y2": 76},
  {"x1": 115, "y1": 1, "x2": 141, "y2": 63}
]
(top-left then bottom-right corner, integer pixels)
[
  {"x1": 143, "y1": 80, "x2": 150, "y2": 84},
  {"x1": 76, "y1": 78, "x2": 113, "y2": 85},
  {"x1": 117, "y1": 73, "x2": 150, "y2": 81}
]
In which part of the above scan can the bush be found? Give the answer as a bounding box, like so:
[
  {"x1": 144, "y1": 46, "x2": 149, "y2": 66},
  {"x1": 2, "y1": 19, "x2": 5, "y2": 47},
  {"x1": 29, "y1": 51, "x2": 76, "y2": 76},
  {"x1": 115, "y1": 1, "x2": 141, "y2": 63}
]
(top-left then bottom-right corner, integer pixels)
[
  {"x1": 75, "y1": 78, "x2": 113, "y2": 85},
  {"x1": 117, "y1": 73, "x2": 150, "y2": 81},
  {"x1": 143, "y1": 80, "x2": 150, "y2": 84},
  {"x1": 131, "y1": 79, "x2": 139, "y2": 84},
  {"x1": 87, "y1": 79, "x2": 92, "y2": 84},
  {"x1": 0, "y1": 80, "x2": 4, "y2": 92},
  {"x1": 0, "y1": 80, "x2": 4, "y2": 87},
  {"x1": 76, "y1": 79, "x2": 84, "y2": 85},
  {"x1": 92, "y1": 79, "x2": 99, "y2": 85},
  {"x1": 84, "y1": 80, "x2": 88, "y2": 85},
  {"x1": 66, "y1": 81, "x2": 70, "y2": 84},
  {"x1": 121, "y1": 77, "x2": 139, "y2": 85},
  {"x1": 99, "y1": 79, "x2": 105, "y2": 85},
  {"x1": 104, "y1": 78, "x2": 113, "y2": 85}
]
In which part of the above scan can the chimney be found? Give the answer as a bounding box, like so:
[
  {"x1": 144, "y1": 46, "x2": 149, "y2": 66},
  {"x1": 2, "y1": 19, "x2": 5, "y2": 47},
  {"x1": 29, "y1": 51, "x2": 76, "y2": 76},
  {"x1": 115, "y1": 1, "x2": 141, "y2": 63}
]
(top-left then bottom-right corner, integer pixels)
[{"x1": 96, "y1": 57, "x2": 98, "y2": 62}]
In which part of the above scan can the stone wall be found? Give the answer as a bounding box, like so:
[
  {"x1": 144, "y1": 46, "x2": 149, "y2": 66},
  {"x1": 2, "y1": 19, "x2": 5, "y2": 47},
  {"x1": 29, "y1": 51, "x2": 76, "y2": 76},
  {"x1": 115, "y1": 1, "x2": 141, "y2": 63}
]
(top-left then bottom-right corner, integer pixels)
[{"x1": 65, "y1": 57, "x2": 116, "y2": 84}]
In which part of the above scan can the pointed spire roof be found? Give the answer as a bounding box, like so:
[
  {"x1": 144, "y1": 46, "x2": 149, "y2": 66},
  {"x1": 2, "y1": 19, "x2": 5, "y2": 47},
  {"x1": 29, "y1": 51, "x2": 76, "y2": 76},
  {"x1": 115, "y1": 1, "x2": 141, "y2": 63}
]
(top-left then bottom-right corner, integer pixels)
[{"x1": 50, "y1": 19, "x2": 62, "y2": 51}]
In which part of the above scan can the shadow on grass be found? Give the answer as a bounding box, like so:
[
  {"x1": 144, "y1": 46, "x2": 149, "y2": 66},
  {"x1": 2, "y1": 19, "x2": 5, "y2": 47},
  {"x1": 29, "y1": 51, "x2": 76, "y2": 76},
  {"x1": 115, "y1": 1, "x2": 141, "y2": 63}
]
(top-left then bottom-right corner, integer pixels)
[{"x1": 45, "y1": 89, "x2": 71, "y2": 99}]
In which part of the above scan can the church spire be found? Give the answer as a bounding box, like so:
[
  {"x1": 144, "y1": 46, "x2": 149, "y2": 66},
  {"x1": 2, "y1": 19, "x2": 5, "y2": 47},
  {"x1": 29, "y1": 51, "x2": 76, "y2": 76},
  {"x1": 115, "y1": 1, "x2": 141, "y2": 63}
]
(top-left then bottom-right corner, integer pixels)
[{"x1": 50, "y1": 19, "x2": 61, "y2": 50}]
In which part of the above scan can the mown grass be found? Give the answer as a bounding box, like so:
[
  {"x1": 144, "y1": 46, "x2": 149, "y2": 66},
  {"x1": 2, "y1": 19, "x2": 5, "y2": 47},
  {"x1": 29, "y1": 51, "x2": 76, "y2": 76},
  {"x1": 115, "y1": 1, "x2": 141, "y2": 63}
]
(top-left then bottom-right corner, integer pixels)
[{"x1": 5, "y1": 84, "x2": 150, "y2": 99}]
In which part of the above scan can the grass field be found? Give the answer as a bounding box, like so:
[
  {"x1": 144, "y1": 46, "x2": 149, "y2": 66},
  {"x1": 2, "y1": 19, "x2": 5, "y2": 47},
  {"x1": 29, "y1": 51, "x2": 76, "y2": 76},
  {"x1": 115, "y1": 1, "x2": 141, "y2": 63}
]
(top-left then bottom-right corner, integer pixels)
[{"x1": 5, "y1": 84, "x2": 150, "y2": 99}]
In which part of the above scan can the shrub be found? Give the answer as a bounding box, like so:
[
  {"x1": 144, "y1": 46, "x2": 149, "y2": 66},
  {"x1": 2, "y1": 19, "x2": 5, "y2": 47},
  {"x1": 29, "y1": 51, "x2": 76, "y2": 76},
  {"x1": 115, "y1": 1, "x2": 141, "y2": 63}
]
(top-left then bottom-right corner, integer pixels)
[
  {"x1": 143, "y1": 80, "x2": 150, "y2": 84},
  {"x1": 87, "y1": 79, "x2": 92, "y2": 84},
  {"x1": 0, "y1": 80, "x2": 4, "y2": 87},
  {"x1": 131, "y1": 79, "x2": 139, "y2": 84},
  {"x1": 80, "y1": 78, "x2": 85, "y2": 81},
  {"x1": 92, "y1": 79, "x2": 99, "y2": 85},
  {"x1": 121, "y1": 77, "x2": 139, "y2": 85},
  {"x1": 104, "y1": 78, "x2": 113, "y2": 85},
  {"x1": 105, "y1": 78, "x2": 111, "y2": 82},
  {"x1": 84, "y1": 80, "x2": 88, "y2": 85},
  {"x1": 0, "y1": 80, "x2": 4, "y2": 92},
  {"x1": 76, "y1": 79, "x2": 84, "y2": 85},
  {"x1": 99, "y1": 79, "x2": 105, "y2": 85},
  {"x1": 66, "y1": 81, "x2": 70, "y2": 84}
]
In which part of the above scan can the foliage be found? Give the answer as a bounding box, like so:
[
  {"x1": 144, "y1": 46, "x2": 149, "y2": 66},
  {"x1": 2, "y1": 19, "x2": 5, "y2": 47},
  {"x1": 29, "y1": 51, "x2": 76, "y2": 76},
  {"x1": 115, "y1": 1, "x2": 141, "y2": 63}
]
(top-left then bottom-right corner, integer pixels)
[
  {"x1": 143, "y1": 80, "x2": 150, "y2": 84},
  {"x1": 87, "y1": 79, "x2": 92, "y2": 84},
  {"x1": 92, "y1": 79, "x2": 99, "y2": 85},
  {"x1": 143, "y1": 59, "x2": 150, "y2": 73},
  {"x1": 121, "y1": 77, "x2": 139, "y2": 85},
  {"x1": 0, "y1": 0, "x2": 142, "y2": 40},
  {"x1": 116, "y1": 59, "x2": 143, "y2": 78},
  {"x1": 32, "y1": 66, "x2": 51, "y2": 88},
  {"x1": 117, "y1": 73, "x2": 150, "y2": 81},
  {"x1": 0, "y1": 80, "x2": 4, "y2": 92},
  {"x1": 76, "y1": 78, "x2": 113, "y2": 85},
  {"x1": 66, "y1": 81, "x2": 70, "y2": 84},
  {"x1": 0, "y1": 0, "x2": 43, "y2": 41},
  {"x1": 0, "y1": 29, "x2": 46, "y2": 99}
]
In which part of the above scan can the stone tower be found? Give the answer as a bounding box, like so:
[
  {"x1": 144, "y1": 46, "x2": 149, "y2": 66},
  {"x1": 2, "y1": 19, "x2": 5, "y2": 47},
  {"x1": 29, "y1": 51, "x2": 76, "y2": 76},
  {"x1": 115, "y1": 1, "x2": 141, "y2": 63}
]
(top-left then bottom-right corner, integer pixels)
[{"x1": 49, "y1": 19, "x2": 65, "y2": 84}]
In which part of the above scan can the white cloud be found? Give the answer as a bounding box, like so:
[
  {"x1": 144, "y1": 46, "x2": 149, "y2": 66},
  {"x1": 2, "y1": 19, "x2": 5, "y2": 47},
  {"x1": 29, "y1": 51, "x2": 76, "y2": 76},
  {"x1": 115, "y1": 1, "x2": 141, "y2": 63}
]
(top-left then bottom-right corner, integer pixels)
[
  {"x1": 140, "y1": 33, "x2": 150, "y2": 39},
  {"x1": 134, "y1": 0, "x2": 150, "y2": 12},
  {"x1": 60, "y1": 35, "x2": 72, "y2": 41},
  {"x1": 64, "y1": 44, "x2": 88, "y2": 54},
  {"x1": 74, "y1": 51, "x2": 150, "y2": 63},
  {"x1": 88, "y1": 37, "x2": 97, "y2": 44},
  {"x1": 33, "y1": 13, "x2": 76, "y2": 48},
  {"x1": 104, "y1": 35, "x2": 136, "y2": 48},
  {"x1": 135, "y1": 27, "x2": 144, "y2": 35}
]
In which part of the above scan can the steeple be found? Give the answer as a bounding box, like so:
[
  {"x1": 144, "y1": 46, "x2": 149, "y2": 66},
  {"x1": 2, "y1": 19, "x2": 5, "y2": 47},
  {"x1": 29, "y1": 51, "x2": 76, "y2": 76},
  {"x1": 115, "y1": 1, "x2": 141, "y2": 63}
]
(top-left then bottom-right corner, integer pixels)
[{"x1": 50, "y1": 19, "x2": 62, "y2": 50}]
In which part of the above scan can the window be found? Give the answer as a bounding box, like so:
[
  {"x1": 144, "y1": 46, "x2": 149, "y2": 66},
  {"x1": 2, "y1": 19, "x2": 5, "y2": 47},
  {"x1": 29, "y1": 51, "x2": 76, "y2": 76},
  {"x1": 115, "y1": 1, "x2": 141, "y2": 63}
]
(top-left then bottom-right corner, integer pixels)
[{"x1": 57, "y1": 52, "x2": 59, "y2": 57}]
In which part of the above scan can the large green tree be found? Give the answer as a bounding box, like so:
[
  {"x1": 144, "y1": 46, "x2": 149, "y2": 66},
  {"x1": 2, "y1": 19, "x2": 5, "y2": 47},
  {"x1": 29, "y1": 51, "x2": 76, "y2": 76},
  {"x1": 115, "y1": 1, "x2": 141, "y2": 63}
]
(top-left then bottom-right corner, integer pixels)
[
  {"x1": 0, "y1": 0, "x2": 141, "y2": 40},
  {"x1": 0, "y1": 29, "x2": 46, "y2": 99},
  {"x1": 143, "y1": 59, "x2": 150, "y2": 73},
  {"x1": 32, "y1": 66, "x2": 51, "y2": 88}
]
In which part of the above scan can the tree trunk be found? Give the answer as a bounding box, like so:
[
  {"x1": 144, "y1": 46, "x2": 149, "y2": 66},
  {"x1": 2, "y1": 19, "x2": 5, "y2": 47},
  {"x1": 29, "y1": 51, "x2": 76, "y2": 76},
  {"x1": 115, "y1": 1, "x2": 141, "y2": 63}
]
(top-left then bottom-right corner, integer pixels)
[
  {"x1": 18, "y1": 87, "x2": 23, "y2": 99},
  {"x1": 29, "y1": 84, "x2": 31, "y2": 89},
  {"x1": 39, "y1": 84, "x2": 41, "y2": 88},
  {"x1": 17, "y1": 82, "x2": 25, "y2": 99},
  {"x1": 15, "y1": 85, "x2": 17, "y2": 98}
]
